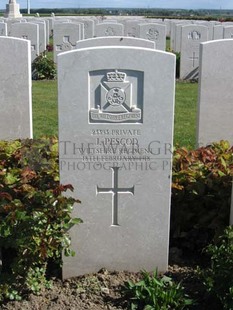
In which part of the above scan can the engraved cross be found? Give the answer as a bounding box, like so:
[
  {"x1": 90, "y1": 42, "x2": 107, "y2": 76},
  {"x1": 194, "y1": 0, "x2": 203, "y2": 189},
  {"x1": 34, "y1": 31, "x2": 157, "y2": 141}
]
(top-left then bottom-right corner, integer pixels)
[
  {"x1": 97, "y1": 167, "x2": 134, "y2": 226},
  {"x1": 189, "y1": 52, "x2": 199, "y2": 67}
]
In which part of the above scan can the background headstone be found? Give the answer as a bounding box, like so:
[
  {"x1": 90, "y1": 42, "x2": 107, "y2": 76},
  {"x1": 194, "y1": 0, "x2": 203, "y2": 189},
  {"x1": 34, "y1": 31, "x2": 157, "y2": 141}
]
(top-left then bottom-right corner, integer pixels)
[
  {"x1": 180, "y1": 25, "x2": 208, "y2": 80},
  {"x1": 30, "y1": 20, "x2": 47, "y2": 53},
  {"x1": 94, "y1": 23, "x2": 124, "y2": 37},
  {"x1": 58, "y1": 46, "x2": 175, "y2": 279},
  {"x1": 76, "y1": 36, "x2": 155, "y2": 49},
  {"x1": 223, "y1": 26, "x2": 233, "y2": 39},
  {"x1": 10, "y1": 22, "x2": 39, "y2": 61},
  {"x1": 197, "y1": 39, "x2": 233, "y2": 146},
  {"x1": 0, "y1": 37, "x2": 32, "y2": 139},
  {"x1": 139, "y1": 23, "x2": 166, "y2": 50},
  {"x1": 213, "y1": 25, "x2": 223, "y2": 40},
  {"x1": 53, "y1": 22, "x2": 81, "y2": 62},
  {"x1": 0, "y1": 22, "x2": 7, "y2": 36}
]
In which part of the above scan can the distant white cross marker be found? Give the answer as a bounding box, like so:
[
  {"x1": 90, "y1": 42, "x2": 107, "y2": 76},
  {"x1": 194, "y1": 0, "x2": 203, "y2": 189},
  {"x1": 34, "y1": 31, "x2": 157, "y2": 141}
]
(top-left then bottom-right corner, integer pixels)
[
  {"x1": 97, "y1": 167, "x2": 135, "y2": 226},
  {"x1": 189, "y1": 51, "x2": 199, "y2": 67}
]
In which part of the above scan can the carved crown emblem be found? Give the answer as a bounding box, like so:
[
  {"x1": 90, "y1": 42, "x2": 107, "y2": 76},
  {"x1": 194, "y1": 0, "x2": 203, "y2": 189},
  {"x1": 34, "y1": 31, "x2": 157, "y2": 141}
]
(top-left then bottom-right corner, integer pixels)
[{"x1": 106, "y1": 70, "x2": 126, "y2": 82}]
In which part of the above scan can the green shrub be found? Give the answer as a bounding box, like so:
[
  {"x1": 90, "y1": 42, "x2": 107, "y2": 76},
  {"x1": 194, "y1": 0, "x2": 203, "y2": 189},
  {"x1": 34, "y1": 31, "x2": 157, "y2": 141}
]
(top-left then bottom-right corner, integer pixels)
[
  {"x1": 0, "y1": 137, "x2": 81, "y2": 300},
  {"x1": 123, "y1": 270, "x2": 193, "y2": 310},
  {"x1": 32, "y1": 53, "x2": 56, "y2": 80},
  {"x1": 198, "y1": 226, "x2": 233, "y2": 310},
  {"x1": 171, "y1": 140, "x2": 233, "y2": 252}
]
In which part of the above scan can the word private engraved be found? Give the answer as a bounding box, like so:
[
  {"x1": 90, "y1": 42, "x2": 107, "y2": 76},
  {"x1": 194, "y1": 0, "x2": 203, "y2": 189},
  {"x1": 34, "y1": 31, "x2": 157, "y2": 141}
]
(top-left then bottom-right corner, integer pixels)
[{"x1": 89, "y1": 69, "x2": 143, "y2": 123}]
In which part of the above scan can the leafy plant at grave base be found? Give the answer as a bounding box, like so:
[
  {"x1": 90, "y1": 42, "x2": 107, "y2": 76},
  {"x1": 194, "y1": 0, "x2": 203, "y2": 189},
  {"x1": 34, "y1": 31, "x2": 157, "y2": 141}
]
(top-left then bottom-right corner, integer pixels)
[
  {"x1": 32, "y1": 53, "x2": 56, "y2": 80},
  {"x1": 123, "y1": 269, "x2": 193, "y2": 310},
  {"x1": 0, "y1": 137, "x2": 81, "y2": 301},
  {"x1": 198, "y1": 226, "x2": 233, "y2": 310},
  {"x1": 171, "y1": 140, "x2": 233, "y2": 253}
]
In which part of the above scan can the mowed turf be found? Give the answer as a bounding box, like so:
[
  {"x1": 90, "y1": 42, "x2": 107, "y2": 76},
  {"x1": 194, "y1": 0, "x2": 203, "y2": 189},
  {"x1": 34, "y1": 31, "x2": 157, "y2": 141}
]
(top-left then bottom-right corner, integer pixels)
[
  {"x1": 32, "y1": 80, "x2": 198, "y2": 148},
  {"x1": 32, "y1": 80, "x2": 58, "y2": 138}
]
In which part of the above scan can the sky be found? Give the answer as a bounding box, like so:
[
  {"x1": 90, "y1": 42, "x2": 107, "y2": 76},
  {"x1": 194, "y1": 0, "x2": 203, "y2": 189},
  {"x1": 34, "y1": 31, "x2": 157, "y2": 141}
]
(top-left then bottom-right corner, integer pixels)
[{"x1": 1, "y1": 0, "x2": 233, "y2": 10}]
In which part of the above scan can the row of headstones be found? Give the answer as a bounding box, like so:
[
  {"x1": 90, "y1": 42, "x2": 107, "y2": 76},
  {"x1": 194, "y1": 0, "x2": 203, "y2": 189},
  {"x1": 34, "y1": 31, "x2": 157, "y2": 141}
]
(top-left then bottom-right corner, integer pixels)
[
  {"x1": 0, "y1": 17, "x2": 51, "y2": 60},
  {"x1": 53, "y1": 19, "x2": 167, "y2": 61},
  {"x1": 170, "y1": 20, "x2": 233, "y2": 79},
  {"x1": 0, "y1": 36, "x2": 232, "y2": 278},
  {"x1": 0, "y1": 16, "x2": 167, "y2": 61},
  {"x1": 171, "y1": 19, "x2": 233, "y2": 52}
]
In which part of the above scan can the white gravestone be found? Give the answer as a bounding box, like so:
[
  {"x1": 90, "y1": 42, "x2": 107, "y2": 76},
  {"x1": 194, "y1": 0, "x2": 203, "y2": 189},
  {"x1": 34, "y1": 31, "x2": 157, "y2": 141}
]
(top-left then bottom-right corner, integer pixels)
[
  {"x1": 174, "y1": 23, "x2": 187, "y2": 53},
  {"x1": 213, "y1": 25, "x2": 223, "y2": 40},
  {"x1": 30, "y1": 19, "x2": 47, "y2": 54},
  {"x1": 10, "y1": 22, "x2": 39, "y2": 61},
  {"x1": 139, "y1": 23, "x2": 166, "y2": 51},
  {"x1": 180, "y1": 25, "x2": 208, "y2": 80},
  {"x1": 94, "y1": 23, "x2": 124, "y2": 37},
  {"x1": 124, "y1": 20, "x2": 141, "y2": 37},
  {"x1": 223, "y1": 26, "x2": 233, "y2": 39},
  {"x1": 76, "y1": 36, "x2": 155, "y2": 49},
  {"x1": 0, "y1": 23, "x2": 7, "y2": 36},
  {"x1": 30, "y1": 20, "x2": 47, "y2": 53},
  {"x1": 58, "y1": 46, "x2": 175, "y2": 279},
  {"x1": 79, "y1": 19, "x2": 94, "y2": 39},
  {"x1": 0, "y1": 37, "x2": 32, "y2": 139},
  {"x1": 69, "y1": 20, "x2": 85, "y2": 40},
  {"x1": 197, "y1": 39, "x2": 233, "y2": 146},
  {"x1": 53, "y1": 22, "x2": 81, "y2": 62}
]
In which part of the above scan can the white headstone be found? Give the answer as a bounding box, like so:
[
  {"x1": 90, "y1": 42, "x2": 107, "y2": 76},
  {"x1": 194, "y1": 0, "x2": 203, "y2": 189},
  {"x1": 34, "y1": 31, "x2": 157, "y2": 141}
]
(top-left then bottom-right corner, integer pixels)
[
  {"x1": 223, "y1": 26, "x2": 233, "y2": 39},
  {"x1": 174, "y1": 23, "x2": 185, "y2": 52},
  {"x1": 139, "y1": 23, "x2": 166, "y2": 51},
  {"x1": 197, "y1": 39, "x2": 233, "y2": 146},
  {"x1": 213, "y1": 25, "x2": 223, "y2": 40},
  {"x1": 53, "y1": 22, "x2": 81, "y2": 62},
  {"x1": 80, "y1": 19, "x2": 94, "y2": 39},
  {"x1": 180, "y1": 25, "x2": 208, "y2": 80},
  {"x1": 94, "y1": 23, "x2": 124, "y2": 37},
  {"x1": 10, "y1": 22, "x2": 39, "y2": 61},
  {"x1": 76, "y1": 36, "x2": 155, "y2": 49},
  {"x1": 30, "y1": 20, "x2": 47, "y2": 53},
  {"x1": 0, "y1": 37, "x2": 32, "y2": 139},
  {"x1": 0, "y1": 22, "x2": 7, "y2": 36},
  {"x1": 124, "y1": 20, "x2": 141, "y2": 37},
  {"x1": 58, "y1": 46, "x2": 175, "y2": 278},
  {"x1": 6, "y1": 18, "x2": 23, "y2": 35}
]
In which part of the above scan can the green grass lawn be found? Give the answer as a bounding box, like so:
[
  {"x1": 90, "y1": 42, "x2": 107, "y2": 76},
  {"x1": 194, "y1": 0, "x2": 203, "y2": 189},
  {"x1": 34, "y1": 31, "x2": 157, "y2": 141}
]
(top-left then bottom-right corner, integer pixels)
[
  {"x1": 174, "y1": 82, "x2": 198, "y2": 148},
  {"x1": 32, "y1": 80, "x2": 198, "y2": 148},
  {"x1": 32, "y1": 80, "x2": 58, "y2": 138}
]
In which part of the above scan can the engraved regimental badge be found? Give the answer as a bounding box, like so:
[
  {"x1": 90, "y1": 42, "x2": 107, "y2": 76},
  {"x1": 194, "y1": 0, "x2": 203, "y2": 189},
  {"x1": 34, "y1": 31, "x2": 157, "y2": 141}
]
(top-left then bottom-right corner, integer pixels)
[{"x1": 90, "y1": 70, "x2": 142, "y2": 123}]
